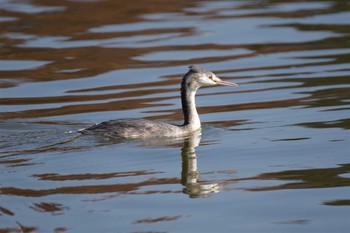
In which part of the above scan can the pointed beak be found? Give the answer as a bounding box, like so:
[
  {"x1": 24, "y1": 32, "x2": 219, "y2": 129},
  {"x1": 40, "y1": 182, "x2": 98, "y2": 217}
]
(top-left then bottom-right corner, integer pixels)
[{"x1": 216, "y1": 79, "x2": 238, "y2": 87}]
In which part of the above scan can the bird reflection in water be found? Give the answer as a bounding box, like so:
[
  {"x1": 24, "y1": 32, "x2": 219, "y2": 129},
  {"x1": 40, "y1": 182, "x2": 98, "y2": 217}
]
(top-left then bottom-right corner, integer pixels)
[
  {"x1": 180, "y1": 130, "x2": 221, "y2": 198},
  {"x1": 117, "y1": 129, "x2": 222, "y2": 198}
]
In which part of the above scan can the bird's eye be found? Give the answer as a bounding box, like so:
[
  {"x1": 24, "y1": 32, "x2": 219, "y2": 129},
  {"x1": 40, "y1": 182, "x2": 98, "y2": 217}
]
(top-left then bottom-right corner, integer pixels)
[{"x1": 209, "y1": 75, "x2": 213, "y2": 80}]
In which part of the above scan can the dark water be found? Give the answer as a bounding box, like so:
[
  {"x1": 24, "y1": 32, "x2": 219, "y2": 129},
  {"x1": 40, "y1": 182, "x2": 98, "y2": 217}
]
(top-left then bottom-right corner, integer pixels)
[{"x1": 1, "y1": 0, "x2": 349, "y2": 232}]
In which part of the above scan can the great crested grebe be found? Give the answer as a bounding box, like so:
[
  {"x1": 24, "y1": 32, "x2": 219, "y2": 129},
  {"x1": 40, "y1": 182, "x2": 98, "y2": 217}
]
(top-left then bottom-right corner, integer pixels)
[{"x1": 80, "y1": 66, "x2": 237, "y2": 139}]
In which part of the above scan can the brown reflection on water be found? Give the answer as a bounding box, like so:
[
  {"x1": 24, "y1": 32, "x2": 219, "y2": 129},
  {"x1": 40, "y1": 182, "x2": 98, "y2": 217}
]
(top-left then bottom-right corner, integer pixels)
[
  {"x1": 298, "y1": 118, "x2": 350, "y2": 130},
  {"x1": 0, "y1": 0, "x2": 200, "y2": 85},
  {"x1": 324, "y1": 199, "x2": 350, "y2": 206},
  {"x1": 0, "y1": 176, "x2": 179, "y2": 197},
  {"x1": 133, "y1": 215, "x2": 183, "y2": 224},
  {"x1": 0, "y1": 0, "x2": 196, "y2": 36},
  {"x1": 0, "y1": 224, "x2": 38, "y2": 233},
  {"x1": 33, "y1": 170, "x2": 159, "y2": 181},
  {"x1": 239, "y1": 163, "x2": 350, "y2": 191},
  {"x1": 0, "y1": 96, "x2": 173, "y2": 119},
  {"x1": 30, "y1": 202, "x2": 68, "y2": 215},
  {"x1": 0, "y1": 206, "x2": 14, "y2": 216}
]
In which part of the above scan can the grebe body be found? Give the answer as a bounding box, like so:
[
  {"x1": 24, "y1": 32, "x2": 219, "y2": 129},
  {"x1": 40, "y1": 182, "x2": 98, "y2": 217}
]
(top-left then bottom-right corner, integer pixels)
[{"x1": 81, "y1": 66, "x2": 237, "y2": 139}]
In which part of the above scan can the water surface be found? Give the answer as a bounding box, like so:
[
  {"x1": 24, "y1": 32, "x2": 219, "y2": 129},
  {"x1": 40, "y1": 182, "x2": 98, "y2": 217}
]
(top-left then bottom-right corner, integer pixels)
[{"x1": 0, "y1": 0, "x2": 349, "y2": 232}]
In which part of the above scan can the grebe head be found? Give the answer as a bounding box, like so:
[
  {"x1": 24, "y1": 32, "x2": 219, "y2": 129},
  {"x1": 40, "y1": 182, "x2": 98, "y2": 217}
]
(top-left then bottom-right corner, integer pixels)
[{"x1": 183, "y1": 66, "x2": 237, "y2": 91}]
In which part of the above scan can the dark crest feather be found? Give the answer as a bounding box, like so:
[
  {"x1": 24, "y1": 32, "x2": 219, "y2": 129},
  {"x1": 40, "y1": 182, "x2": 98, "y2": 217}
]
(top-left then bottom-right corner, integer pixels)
[{"x1": 188, "y1": 65, "x2": 207, "y2": 73}]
